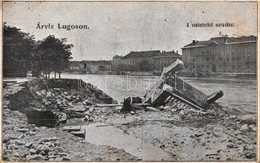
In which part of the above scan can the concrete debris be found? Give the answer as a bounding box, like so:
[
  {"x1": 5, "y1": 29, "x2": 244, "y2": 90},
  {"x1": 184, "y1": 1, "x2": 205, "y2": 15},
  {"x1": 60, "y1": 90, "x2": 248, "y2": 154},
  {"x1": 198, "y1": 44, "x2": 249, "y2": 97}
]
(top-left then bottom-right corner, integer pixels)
[
  {"x1": 245, "y1": 152, "x2": 256, "y2": 159},
  {"x1": 62, "y1": 126, "x2": 81, "y2": 132},
  {"x1": 71, "y1": 131, "x2": 85, "y2": 138},
  {"x1": 25, "y1": 143, "x2": 33, "y2": 148},
  {"x1": 240, "y1": 124, "x2": 249, "y2": 131},
  {"x1": 2, "y1": 78, "x2": 257, "y2": 161},
  {"x1": 62, "y1": 156, "x2": 71, "y2": 161},
  {"x1": 29, "y1": 132, "x2": 36, "y2": 136},
  {"x1": 29, "y1": 149, "x2": 36, "y2": 154},
  {"x1": 26, "y1": 154, "x2": 45, "y2": 161},
  {"x1": 67, "y1": 105, "x2": 86, "y2": 112},
  {"x1": 239, "y1": 114, "x2": 256, "y2": 125},
  {"x1": 36, "y1": 145, "x2": 50, "y2": 155},
  {"x1": 55, "y1": 157, "x2": 63, "y2": 161},
  {"x1": 248, "y1": 124, "x2": 256, "y2": 131},
  {"x1": 3, "y1": 135, "x2": 17, "y2": 143},
  {"x1": 18, "y1": 128, "x2": 29, "y2": 133},
  {"x1": 121, "y1": 59, "x2": 225, "y2": 114}
]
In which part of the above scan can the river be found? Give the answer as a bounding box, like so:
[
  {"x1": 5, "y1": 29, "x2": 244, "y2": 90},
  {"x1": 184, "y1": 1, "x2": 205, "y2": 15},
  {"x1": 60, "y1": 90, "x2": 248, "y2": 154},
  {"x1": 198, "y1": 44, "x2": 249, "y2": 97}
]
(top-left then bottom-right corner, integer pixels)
[{"x1": 61, "y1": 73, "x2": 257, "y2": 113}]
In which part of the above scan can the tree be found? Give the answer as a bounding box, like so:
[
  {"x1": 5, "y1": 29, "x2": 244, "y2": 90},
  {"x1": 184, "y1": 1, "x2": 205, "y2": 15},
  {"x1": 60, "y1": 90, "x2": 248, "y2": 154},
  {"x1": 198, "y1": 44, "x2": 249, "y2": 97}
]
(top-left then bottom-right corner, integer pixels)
[
  {"x1": 112, "y1": 55, "x2": 123, "y2": 60},
  {"x1": 3, "y1": 23, "x2": 74, "y2": 78},
  {"x1": 35, "y1": 35, "x2": 73, "y2": 78},
  {"x1": 3, "y1": 23, "x2": 35, "y2": 77}
]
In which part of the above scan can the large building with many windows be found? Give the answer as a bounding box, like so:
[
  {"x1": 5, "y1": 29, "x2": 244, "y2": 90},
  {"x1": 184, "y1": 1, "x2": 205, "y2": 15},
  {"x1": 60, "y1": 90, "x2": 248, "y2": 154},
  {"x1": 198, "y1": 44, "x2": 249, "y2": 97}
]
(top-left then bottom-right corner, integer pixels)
[
  {"x1": 114, "y1": 50, "x2": 182, "y2": 73},
  {"x1": 182, "y1": 34, "x2": 257, "y2": 76}
]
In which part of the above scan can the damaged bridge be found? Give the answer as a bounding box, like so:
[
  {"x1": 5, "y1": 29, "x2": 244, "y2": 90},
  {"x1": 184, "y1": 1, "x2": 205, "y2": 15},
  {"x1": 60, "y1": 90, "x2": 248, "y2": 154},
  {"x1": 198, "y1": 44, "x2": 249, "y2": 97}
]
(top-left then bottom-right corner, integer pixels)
[{"x1": 122, "y1": 59, "x2": 224, "y2": 112}]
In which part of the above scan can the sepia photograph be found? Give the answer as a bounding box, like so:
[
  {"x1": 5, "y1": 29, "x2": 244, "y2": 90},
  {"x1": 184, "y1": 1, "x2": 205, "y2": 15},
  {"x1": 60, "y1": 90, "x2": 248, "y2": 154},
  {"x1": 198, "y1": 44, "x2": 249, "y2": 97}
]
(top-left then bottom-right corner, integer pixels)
[{"x1": 2, "y1": 1, "x2": 258, "y2": 162}]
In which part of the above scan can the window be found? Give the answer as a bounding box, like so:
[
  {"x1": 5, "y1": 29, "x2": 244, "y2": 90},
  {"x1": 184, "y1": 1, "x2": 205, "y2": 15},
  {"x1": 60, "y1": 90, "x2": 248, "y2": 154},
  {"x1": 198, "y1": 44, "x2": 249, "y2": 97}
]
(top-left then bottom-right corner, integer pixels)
[
  {"x1": 226, "y1": 57, "x2": 230, "y2": 61},
  {"x1": 237, "y1": 53, "x2": 241, "y2": 61}
]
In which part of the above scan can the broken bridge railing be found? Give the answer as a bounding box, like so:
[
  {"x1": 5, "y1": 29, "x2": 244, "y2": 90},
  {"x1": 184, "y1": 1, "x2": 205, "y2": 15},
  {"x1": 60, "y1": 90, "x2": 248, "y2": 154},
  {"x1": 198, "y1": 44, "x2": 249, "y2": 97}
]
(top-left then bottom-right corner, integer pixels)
[{"x1": 142, "y1": 59, "x2": 224, "y2": 110}]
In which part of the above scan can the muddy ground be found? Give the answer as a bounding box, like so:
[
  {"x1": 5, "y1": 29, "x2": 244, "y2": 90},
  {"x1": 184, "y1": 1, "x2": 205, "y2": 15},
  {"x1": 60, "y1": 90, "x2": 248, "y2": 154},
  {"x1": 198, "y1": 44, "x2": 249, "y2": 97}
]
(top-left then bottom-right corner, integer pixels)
[{"x1": 2, "y1": 79, "x2": 257, "y2": 161}]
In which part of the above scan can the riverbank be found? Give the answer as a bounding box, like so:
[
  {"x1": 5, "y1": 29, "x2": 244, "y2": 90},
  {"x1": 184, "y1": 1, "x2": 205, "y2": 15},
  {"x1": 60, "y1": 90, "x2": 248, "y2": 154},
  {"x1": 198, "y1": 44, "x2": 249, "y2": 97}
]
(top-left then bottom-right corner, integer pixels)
[
  {"x1": 2, "y1": 78, "x2": 257, "y2": 161},
  {"x1": 3, "y1": 79, "x2": 134, "y2": 161},
  {"x1": 61, "y1": 73, "x2": 257, "y2": 113},
  {"x1": 65, "y1": 70, "x2": 257, "y2": 79}
]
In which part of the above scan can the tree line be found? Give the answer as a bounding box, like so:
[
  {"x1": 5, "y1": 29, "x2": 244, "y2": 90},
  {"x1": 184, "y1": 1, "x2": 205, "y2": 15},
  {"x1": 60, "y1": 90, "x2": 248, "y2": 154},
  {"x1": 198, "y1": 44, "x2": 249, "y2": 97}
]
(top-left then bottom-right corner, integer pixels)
[{"x1": 3, "y1": 23, "x2": 73, "y2": 78}]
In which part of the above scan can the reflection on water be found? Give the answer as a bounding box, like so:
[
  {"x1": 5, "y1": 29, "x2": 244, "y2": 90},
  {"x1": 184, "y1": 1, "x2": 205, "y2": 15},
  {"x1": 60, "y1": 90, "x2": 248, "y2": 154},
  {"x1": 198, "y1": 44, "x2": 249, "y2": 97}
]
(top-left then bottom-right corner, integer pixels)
[{"x1": 63, "y1": 74, "x2": 257, "y2": 113}]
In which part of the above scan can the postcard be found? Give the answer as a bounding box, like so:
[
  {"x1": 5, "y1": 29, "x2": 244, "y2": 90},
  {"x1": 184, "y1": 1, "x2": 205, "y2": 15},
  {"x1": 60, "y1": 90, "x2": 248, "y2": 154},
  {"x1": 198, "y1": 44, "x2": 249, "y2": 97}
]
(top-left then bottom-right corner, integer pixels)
[{"x1": 2, "y1": 1, "x2": 258, "y2": 162}]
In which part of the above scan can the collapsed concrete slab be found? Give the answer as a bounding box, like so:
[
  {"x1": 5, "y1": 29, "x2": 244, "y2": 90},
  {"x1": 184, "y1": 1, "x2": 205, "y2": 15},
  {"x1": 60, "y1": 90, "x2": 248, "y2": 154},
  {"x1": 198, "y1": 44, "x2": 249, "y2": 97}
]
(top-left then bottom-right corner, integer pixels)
[{"x1": 122, "y1": 59, "x2": 224, "y2": 112}]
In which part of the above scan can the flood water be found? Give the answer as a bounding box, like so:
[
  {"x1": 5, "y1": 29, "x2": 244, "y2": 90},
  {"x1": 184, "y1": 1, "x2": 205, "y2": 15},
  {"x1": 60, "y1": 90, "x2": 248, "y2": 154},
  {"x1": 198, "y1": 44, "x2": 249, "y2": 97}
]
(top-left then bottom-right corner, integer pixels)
[
  {"x1": 62, "y1": 74, "x2": 257, "y2": 113},
  {"x1": 83, "y1": 123, "x2": 173, "y2": 161}
]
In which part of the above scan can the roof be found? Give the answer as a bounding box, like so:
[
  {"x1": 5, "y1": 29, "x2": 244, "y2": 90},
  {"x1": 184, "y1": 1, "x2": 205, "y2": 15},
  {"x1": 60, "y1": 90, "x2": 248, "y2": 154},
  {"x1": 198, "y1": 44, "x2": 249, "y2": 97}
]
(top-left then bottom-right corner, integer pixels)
[
  {"x1": 123, "y1": 50, "x2": 182, "y2": 59},
  {"x1": 153, "y1": 51, "x2": 182, "y2": 58},
  {"x1": 70, "y1": 61, "x2": 84, "y2": 66},
  {"x1": 226, "y1": 35, "x2": 256, "y2": 44},
  {"x1": 83, "y1": 60, "x2": 112, "y2": 65},
  {"x1": 123, "y1": 50, "x2": 161, "y2": 58},
  {"x1": 183, "y1": 40, "x2": 219, "y2": 49},
  {"x1": 183, "y1": 35, "x2": 256, "y2": 49}
]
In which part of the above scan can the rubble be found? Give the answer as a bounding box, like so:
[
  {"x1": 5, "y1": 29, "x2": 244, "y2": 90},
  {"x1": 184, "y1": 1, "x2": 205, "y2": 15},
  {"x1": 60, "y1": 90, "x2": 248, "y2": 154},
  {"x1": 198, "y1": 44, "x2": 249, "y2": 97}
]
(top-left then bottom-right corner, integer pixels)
[
  {"x1": 3, "y1": 79, "x2": 136, "y2": 161},
  {"x1": 2, "y1": 77, "x2": 257, "y2": 161},
  {"x1": 120, "y1": 59, "x2": 228, "y2": 117}
]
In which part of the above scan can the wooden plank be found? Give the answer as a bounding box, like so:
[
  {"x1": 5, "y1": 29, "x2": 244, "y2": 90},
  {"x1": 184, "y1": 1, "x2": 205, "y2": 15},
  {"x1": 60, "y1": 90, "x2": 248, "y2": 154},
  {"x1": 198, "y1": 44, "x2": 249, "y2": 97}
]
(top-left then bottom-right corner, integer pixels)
[
  {"x1": 143, "y1": 59, "x2": 184, "y2": 104},
  {"x1": 161, "y1": 59, "x2": 184, "y2": 78},
  {"x1": 96, "y1": 104, "x2": 123, "y2": 107},
  {"x1": 207, "y1": 91, "x2": 224, "y2": 103},
  {"x1": 142, "y1": 59, "x2": 223, "y2": 109},
  {"x1": 96, "y1": 103, "x2": 150, "y2": 107},
  {"x1": 163, "y1": 86, "x2": 204, "y2": 110},
  {"x1": 62, "y1": 126, "x2": 81, "y2": 131},
  {"x1": 143, "y1": 79, "x2": 164, "y2": 103},
  {"x1": 151, "y1": 90, "x2": 171, "y2": 107},
  {"x1": 165, "y1": 75, "x2": 210, "y2": 109},
  {"x1": 146, "y1": 106, "x2": 160, "y2": 112},
  {"x1": 134, "y1": 103, "x2": 151, "y2": 106}
]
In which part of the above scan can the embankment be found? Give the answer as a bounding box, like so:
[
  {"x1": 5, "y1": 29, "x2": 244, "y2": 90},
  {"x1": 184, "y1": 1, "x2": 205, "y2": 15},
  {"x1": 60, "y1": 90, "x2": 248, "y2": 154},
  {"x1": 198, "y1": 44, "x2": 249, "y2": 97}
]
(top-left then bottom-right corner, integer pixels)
[
  {"x1": 2, "y1": 78, "x2": 257, "y2": 161},
  {"x1": 3, "y1": 79, "x2": 137, "y2": 161},
  {"x1": 3, "y1": 79, "x2": 115, "y2": 127}
]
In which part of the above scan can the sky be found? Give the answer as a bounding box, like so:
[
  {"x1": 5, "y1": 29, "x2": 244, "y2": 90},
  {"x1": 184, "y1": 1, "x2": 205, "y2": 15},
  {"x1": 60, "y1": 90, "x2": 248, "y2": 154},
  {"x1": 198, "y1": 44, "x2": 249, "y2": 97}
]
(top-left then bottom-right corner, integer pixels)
[{"x1": 3, "y1": 1, "x2": 257, "y2": 61}]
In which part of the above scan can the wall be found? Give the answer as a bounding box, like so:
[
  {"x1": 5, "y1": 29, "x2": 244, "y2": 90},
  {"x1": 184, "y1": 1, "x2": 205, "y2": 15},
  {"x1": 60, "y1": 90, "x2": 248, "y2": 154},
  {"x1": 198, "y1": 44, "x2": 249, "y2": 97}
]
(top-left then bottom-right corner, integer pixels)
[{"x1": 182, "y1": 42, "x2": 256, "y2": 75}]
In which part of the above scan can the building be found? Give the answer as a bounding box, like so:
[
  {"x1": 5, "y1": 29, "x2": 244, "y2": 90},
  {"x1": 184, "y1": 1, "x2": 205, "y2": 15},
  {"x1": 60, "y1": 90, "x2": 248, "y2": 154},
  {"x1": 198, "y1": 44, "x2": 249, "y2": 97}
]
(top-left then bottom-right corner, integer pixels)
[
  {"x1": 114, "y1": 50, "x2": 160, "y2": 71},
  {"x1": 66, "y1": 61, "x2": 86, "y2": 73},
  {"x1": 153, "y1": 50, "x2": 182, "y2": 73},
  {"x1": 67, "y1": 60, "x2": 112, "y2": 74},
  {"x1": 114, "y1": 50, "x2": 182, "y2": 73},
  {"x1": 69, "y1": 61, "x2": 85, "y2": 70},
  {"x1": 182, "y1": 34, "x2": 257, "y2": 76},
  {"x1": 83, "y1": 60, "x2": 112, "y2": 74}
]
